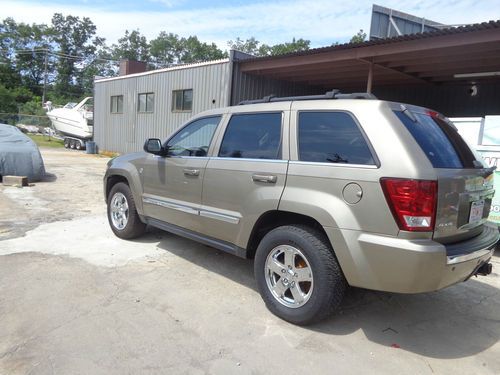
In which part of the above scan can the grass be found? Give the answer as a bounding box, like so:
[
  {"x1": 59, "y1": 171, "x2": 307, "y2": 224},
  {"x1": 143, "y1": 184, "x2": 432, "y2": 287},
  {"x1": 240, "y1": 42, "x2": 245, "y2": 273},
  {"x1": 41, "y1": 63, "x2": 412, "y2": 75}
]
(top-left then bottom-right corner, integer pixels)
[{"x1": 28, "y1": 134, "x2": 65, "y2": 148}]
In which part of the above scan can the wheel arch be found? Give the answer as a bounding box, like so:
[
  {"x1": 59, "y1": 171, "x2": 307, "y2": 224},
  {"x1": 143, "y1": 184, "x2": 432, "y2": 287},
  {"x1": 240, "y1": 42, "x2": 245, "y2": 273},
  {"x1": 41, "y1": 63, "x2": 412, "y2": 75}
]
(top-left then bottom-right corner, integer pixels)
[
  {"x1": 105, "y1": 174, "x2": 129, "y2": 200},
  {"x1": 245, "y1": 210, "x2": 329, "y2": 259},
  {"x1": 104, "y1": 168, "x2": 144, "y2": 215}
]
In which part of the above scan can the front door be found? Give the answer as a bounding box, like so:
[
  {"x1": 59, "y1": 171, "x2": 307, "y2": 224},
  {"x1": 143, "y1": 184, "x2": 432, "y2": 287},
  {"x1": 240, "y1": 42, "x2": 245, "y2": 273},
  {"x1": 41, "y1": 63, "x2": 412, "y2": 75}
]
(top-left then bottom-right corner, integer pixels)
[{"x1": 142, "y1": 116, "x2": 222, "y2": 231}]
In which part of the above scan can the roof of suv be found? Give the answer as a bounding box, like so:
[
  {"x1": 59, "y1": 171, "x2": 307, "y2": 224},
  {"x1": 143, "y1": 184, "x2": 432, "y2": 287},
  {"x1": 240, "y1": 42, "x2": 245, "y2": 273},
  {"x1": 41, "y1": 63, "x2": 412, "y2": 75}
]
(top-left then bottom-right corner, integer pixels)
[{"x1": 237, "y1": 90, "x2": 376, "y2": 105}]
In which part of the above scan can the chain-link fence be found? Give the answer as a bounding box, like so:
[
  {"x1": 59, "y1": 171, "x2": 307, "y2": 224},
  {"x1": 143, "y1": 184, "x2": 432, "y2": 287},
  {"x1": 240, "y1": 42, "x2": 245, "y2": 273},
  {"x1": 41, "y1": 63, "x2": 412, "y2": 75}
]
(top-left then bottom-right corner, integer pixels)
[{"x1": 0, "y1": 112, "x2": 55, "y2": 136}]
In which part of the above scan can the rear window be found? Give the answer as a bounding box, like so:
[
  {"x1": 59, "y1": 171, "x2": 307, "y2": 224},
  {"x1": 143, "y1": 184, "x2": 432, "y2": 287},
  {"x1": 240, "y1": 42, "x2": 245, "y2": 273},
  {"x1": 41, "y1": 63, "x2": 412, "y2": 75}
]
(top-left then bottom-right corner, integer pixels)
[
  {"x1": 394, "y1": 110, "x2": 476, "y2": 169},
  {"x1": 298, "y1": 111, "x2": 375, "y2": 165}
]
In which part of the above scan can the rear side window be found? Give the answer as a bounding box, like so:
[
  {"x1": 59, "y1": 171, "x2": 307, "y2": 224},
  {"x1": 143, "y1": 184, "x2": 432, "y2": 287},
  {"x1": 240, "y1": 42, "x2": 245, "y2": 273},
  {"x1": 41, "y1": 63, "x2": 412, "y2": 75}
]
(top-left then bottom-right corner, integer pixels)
[
  {"x1": 298, "y1": 111, "x2": 375, "y2": 165},
  {"x1": 218, "y1": 113, "x2": 282, "y2": 159},
  {"x1": 394, "y1": 110, "x2": 476, "y2": 168}
]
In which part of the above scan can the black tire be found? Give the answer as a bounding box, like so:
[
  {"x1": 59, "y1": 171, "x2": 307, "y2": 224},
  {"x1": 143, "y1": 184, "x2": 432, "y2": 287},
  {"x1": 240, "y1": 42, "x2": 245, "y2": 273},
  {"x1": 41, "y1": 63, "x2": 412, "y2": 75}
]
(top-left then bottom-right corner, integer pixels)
[
  {"x1": 75, "y1": 141, "x2": 82, "y2": 150},
  {"x1": 70, "y1": 140, "x2": 76, "y2": 149},
  {"x1": 107, "y1": 182, "x2": 146, "y2": 239},
  {"x1": 254, "y1": 225, "x2": 347, "y2": 325},
  {"x1": 64, "y1": 139, "x2": 70, "y2": 148}
]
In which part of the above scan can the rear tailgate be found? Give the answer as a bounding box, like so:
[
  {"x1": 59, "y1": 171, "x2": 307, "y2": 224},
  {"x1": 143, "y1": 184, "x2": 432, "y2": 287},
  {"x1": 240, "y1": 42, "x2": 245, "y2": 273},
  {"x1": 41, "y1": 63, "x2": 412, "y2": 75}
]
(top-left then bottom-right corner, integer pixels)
[
  {"x1": 434, "y1": 168, "x2": 494, "y2": 242},
  {"x1": 394, "y1": 107, "x2": 496, "y2": 244}
]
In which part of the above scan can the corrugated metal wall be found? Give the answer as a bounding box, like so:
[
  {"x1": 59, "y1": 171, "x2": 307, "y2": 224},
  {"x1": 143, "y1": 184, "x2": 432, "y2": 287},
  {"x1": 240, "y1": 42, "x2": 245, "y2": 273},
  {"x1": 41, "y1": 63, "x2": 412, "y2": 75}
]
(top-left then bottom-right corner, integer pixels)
[
  {"x1": 230, "y1": 63, "x2": 322, "y2": 105},
  {"x1": 374, "y1": 82, "x2": 500, "y2": 117},
  {"x1": 94, "y1": 60, "x2": 230, "y2": 153},
  {"x1": 369, "y1": 4, "x2": 442, "y2": 40}
]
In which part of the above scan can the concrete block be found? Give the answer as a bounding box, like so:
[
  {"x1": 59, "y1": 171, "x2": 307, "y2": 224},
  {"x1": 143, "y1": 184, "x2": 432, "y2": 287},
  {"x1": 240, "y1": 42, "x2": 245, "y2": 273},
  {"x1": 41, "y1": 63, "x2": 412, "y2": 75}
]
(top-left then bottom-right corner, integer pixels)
[{"x1": 2, "y1": 175, "x2": 29, "y2": 187}]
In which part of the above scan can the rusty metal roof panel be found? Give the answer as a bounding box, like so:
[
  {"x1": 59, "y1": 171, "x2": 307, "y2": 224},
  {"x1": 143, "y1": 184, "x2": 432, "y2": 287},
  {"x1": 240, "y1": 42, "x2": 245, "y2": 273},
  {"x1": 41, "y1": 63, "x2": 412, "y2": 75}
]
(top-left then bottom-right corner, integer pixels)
[{"x1": 236, "y1": 20, "x2": 500, "y2": 63}]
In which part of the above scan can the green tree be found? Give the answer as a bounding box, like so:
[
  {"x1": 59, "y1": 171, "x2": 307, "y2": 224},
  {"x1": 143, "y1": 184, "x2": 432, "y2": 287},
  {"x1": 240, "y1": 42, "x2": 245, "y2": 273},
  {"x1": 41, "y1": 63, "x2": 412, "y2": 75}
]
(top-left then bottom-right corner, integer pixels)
[
  {"x1": 149, "y1": 32, "x2": 184, "y2": 65},
  {"x1": 111, "y1": 29, "x2": 150, "y2": 62},
  {"x1": 150, "y1": 32, "x2": 227, "y2": 67},
  {"x1": 227, "y1": 37, "x2": 261, "y2": 55},
  {"x1": 228, "y1": 37, "x2": 310, "y2": 57},
  {"x1": 350, "y1": 29, "x2": 367, "y2": 43},
  {"x1": 259, "y1": 38, "x2": 310, "y2": 56},
  {"x1": 179, "y1": 36, "x2": 227, "y2": 63},
  {"x1": 0, "y1": 83, "x2": 34, "y2": 122},
  {"x1": 50, "y1": 13, "x2": 103, "y2": 99},
  {"x1": 79, "y1": 45, "x2": 118, "y2": 95},
  {"x1": 0, "y1": 18, "x2": 53, "y2": 96}
]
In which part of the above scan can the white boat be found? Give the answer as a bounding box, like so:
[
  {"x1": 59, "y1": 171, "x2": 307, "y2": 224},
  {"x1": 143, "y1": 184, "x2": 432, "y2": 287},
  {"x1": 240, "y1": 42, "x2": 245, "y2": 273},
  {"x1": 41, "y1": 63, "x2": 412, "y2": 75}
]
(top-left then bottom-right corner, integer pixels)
[{"x1": 46, "y1": 97, "x2": 93, "y2": 140}]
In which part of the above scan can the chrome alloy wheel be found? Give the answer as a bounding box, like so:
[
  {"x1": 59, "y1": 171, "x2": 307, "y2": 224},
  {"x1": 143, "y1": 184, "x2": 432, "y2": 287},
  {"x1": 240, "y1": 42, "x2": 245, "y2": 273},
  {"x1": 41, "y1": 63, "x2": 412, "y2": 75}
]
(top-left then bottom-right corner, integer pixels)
[
  {"x1": 110, "y1": 192, "x2": 129, "y2": 230},
  {"x1": 265, "y1": 245, "x2": 314, "y2": 308}
]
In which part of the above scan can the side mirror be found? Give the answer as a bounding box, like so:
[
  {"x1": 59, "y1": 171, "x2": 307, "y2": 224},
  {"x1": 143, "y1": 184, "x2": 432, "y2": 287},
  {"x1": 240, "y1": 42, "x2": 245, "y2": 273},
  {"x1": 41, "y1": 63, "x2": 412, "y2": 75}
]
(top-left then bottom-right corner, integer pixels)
[{"x1": 144, "y1": 138, "x2": 168, "y2": 156}]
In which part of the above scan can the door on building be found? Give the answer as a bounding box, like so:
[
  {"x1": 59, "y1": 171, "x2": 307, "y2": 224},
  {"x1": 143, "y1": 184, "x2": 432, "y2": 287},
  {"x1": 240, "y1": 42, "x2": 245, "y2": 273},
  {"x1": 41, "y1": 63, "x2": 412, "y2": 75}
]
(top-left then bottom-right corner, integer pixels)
[{"x1": 141, "y1": 115, "x2": 222, "y2": 231}]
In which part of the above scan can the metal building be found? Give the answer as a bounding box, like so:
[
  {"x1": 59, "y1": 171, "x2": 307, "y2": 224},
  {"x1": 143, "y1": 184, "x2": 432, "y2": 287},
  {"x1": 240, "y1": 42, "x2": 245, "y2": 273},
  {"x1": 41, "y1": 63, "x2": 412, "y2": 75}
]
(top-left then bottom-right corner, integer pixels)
[
  {"x1": 94, "y1": 59, "x2": 231, "y2": 153},
  {"x1": 369, "y1": 4, "x2": 443, "y2": 40},
  {"x1": 94, "y1": 17, "x2": 500, "y2": 154}
]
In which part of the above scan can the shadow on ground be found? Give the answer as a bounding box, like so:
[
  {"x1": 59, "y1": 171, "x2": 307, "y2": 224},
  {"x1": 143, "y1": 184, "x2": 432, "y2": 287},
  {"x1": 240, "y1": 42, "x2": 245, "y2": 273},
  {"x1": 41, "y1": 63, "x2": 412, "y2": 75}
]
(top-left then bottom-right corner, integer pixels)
[
  {"x1": 40, "y1": 172, "x2": 57, "y2": 182},
  {"x1": 152, "y1": 228, "x2": 499, "y2": 360}
]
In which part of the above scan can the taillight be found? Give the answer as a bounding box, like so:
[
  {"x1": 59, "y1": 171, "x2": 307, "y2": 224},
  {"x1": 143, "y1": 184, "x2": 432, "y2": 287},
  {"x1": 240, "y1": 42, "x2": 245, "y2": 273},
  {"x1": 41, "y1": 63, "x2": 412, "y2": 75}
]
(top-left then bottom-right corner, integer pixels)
[{"x1": 380, "y1": 178, "x2": 437, "y2": 232}]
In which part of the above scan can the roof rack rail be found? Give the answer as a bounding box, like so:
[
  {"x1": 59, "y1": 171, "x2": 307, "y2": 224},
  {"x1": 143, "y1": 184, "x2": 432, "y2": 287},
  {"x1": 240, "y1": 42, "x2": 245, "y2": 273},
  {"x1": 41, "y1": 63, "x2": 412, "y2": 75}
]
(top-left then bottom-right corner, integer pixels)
[{"x1": 238, "y1": 90, "x2": 377, "y2": 105}]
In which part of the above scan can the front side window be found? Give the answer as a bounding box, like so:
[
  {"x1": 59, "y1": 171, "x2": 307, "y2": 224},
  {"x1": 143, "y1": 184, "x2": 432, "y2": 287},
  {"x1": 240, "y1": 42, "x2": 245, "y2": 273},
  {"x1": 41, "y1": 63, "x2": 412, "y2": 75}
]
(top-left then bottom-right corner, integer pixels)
[
  {"x1": 166, "y1": 116, "x2": 221, "y2": 157},
  {"x1": 138, "y1": 92, "x2": 154, "y2": 113},
  {"x1": 110, "y1": 95, "x2": 123, "y2": 114},
  {"x1": 172, "y1": 89, "x2": 193, "y2": 112},
  {"x1": 298, "y1": 111, "x2": 375, "y2": 165},
  {"x1": 218, "y1": 113, "x2": 282, "y2": 159}
]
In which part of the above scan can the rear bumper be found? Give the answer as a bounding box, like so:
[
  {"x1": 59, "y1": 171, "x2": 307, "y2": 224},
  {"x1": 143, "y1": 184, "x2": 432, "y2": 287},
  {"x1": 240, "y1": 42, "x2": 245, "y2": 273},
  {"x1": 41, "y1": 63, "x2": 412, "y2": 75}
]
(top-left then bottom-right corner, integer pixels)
[{"x1": 324, "y1": 224, "x2": 499, "y2": 294}]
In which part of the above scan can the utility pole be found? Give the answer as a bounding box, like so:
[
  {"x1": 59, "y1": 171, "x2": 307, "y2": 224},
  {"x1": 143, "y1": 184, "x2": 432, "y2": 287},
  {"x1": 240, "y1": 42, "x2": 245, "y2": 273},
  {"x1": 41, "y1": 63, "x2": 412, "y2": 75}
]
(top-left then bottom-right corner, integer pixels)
[{"x1": 42, "y1": 50, "x2": 48, "y2": 106}]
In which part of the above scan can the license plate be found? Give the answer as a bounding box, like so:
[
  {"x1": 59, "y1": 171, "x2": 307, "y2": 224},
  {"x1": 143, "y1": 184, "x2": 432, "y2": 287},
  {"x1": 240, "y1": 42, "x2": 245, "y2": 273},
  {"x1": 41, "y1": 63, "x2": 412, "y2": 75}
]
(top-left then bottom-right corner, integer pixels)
[{"x1": 469, "y1": 200, "x2": 485, "y2": 223}]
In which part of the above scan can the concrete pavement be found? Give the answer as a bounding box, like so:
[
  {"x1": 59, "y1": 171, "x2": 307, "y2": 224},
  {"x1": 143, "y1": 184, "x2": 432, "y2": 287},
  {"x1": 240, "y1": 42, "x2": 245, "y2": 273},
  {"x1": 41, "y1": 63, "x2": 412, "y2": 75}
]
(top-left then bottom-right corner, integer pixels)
[{"x1": 1, "y1": 148, "x2": 499, "y2": 374}]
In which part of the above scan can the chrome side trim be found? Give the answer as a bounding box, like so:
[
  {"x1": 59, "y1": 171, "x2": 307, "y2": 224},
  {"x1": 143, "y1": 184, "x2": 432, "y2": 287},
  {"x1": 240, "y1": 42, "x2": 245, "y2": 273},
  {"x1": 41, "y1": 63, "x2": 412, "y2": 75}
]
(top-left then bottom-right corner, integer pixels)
[
  {"x1": 143, "y1": 195, "x2": 240, "y2": 224},
  {"x1": 289, "y1": 161, "x2": 378, "y2": 169},
  {"x1": 199, "y1": 210, "x2": 240, "y2": 224},
  {"x1": 209, "y1": 157, "x2": 287, "y2": 163},
  {"x1": 143, "y1": 196, "x2": 199, "y2": 215},
  {"x1": 447, "y1": 249, "x2": 493, "y2": 265}
]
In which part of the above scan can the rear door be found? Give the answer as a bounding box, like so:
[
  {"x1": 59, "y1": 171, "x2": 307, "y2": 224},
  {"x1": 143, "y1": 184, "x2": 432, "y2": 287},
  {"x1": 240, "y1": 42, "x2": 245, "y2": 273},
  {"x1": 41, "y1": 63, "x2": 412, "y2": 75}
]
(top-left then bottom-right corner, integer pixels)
[
  {"x1": 394, "y1": 107, "x2": 496, "y2": 243},
  {"x1": 199, "y1": 108, "x2": 290, "y2": 247}
]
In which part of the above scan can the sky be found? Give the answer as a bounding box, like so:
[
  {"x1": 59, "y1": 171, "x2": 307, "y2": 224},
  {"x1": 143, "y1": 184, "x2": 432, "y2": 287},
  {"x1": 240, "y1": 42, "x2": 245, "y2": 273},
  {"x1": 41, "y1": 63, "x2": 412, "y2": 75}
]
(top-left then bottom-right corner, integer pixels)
[{"x1": 1, "y1": 0, "x2": 499, "y2": 50}]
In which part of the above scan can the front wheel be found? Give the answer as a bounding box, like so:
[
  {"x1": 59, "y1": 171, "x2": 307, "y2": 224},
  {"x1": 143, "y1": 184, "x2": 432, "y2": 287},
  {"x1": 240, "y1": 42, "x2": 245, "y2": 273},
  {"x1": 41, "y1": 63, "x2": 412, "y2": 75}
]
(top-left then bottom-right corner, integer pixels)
[
  {"x1": 254, "y1": 225, "x2": 346, "y2": 325},
  {"x1": 107, "y1": 182, "x2": 146, "y2": 239}
]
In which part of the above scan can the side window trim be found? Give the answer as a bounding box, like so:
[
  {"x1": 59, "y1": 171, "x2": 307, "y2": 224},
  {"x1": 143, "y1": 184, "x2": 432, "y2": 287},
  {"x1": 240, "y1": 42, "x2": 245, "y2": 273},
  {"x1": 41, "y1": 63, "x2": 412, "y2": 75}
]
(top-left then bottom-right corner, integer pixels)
[
  {"x1": 216, "y1": 111, "x2": 284, "y2": 160},
  {"x1": 162, "y1": 115, "x2": 223, "y2": 158},
  {"x1": 295, "y1": 110, "x2": 380, "y2": 167}
]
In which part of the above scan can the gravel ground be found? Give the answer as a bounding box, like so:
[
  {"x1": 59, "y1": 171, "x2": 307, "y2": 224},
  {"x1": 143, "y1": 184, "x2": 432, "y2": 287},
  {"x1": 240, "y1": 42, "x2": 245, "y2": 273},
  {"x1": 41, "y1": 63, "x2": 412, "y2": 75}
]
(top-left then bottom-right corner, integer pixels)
[{"x1": 0, "y1": 148, "x2": 499, "y2": 375}]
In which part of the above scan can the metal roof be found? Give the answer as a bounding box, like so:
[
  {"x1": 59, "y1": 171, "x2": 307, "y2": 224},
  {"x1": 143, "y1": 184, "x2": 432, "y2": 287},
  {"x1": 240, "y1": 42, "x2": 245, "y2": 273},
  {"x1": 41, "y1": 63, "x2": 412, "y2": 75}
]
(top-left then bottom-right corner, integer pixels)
[
  {"x1": 237, "y1": 20, "x2": 500, "y2": 90},
  {"x1": 94, "y1": 58, "x2": 230, "y2": 83},
  {"x1": 237, "y1": 20, "x2": 500, "y2": 63}
]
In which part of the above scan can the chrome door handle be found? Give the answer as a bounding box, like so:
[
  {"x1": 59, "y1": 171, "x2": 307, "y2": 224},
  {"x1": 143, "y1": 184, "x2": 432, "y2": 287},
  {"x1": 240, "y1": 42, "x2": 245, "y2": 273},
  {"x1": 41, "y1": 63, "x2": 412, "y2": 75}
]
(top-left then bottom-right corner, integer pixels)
[
  {"x1": 183, "y1": 168, "x2": 200, "y2": 176},
  {"x1": 252, "y1": 174, "x2": 277, "y2": 183}
]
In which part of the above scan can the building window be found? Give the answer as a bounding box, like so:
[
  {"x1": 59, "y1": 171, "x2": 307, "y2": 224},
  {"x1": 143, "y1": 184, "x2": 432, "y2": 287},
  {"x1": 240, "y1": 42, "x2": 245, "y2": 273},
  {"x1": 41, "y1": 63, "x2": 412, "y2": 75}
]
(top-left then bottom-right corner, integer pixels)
[
  {"x1": 172, "y1": 89, "x2": 193, "y2": 112},
  {"x1": 138, "y1": 92, "x2": 154, "y2": 113},
  {"x1": 110, "y1": 95, "x2": 123, "y2": 114}
]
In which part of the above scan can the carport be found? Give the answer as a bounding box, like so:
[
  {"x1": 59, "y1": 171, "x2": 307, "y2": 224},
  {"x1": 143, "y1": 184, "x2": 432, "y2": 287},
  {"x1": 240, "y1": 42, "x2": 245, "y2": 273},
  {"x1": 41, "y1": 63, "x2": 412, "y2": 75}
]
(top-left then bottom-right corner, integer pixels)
[{"x1": 233, "y1": 21, "x2": 500, "y2": 116}]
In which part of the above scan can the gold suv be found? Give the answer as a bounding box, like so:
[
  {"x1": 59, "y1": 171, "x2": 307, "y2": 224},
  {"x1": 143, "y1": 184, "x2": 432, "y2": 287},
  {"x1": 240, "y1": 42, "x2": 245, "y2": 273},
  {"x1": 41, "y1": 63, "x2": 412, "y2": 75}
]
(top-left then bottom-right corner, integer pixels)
[{"x1": 104, "y1": 92, "x2": 499, "y2": 325}]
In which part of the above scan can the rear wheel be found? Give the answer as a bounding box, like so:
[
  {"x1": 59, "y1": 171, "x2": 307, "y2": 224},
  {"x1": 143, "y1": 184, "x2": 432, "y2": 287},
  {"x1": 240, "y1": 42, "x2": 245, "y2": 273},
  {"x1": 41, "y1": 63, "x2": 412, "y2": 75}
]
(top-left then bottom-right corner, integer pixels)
[
  {"x1": 69, "y1": 139, "x2": 76, "y2": 149},
  {"x1": 75, "y1": 141, "x2": 82, "y2": 150},
  {"x1": 107, "y1": 182, "x2": 146, "y2": 239},
  {"x1": 254, "y1": 225, "x2": 346, "y2": 325},
  {"x1": 64, "y1": 138, "x2": 70, "y2": 148}
]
